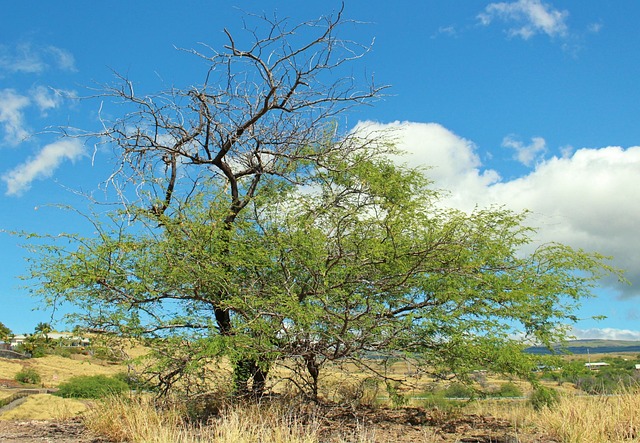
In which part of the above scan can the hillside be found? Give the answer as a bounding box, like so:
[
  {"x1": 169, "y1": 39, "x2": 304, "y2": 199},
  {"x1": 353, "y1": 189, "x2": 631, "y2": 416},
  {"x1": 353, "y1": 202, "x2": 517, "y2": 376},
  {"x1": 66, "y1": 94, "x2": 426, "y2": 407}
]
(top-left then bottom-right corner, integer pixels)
[{"x1": 526, "y1": 339, "x2": 640, "y2": 355}]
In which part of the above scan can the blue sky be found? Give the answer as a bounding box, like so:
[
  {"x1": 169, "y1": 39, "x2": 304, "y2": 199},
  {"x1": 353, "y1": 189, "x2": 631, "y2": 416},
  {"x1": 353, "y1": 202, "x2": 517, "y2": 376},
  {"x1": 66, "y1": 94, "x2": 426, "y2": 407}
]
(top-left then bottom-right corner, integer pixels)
[{"x1": 1, "y1": 0, "x2": 639, "y2": 339}]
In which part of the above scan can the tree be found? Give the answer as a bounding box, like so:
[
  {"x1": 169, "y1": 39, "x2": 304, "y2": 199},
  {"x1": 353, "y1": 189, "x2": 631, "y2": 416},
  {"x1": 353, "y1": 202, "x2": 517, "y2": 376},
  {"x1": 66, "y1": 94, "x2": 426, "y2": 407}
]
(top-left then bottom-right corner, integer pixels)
[
  {"x1": 202, "y1": 151, "x2": 618, "y2": 399},
  {"x1": 22, "y1": 8, "x2": 619, "y2": 401},
  {"x1": 28, "y1": 7, "x2": 385, "y2": 397},
  {"x1": 0, "y1": 321, "x2": 12, "y2": 343}
]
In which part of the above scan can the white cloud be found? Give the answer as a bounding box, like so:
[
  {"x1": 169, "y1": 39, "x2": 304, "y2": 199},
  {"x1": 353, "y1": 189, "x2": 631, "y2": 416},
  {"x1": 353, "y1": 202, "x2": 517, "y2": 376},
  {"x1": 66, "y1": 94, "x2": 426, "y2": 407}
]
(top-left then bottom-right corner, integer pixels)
[
  {"x1": 478, "y1": 0, "x2": 569, "y2": 40},
  {"x1": 0, "y1": 89, "x2": 30, "y2": 146},
  {"x1": 502, "y1": 135, "x2": 547, "y2": 166},
  {"x1": 31, "y1": 86, "x2": 63, "y2": 112},
  {"x1": 485, "y1": 146, "x2": 640, "y2": 296},
  {"x1": 3, "y1": 139, "x2": 85, "y2": 196},
  {"x1": 571, "y1": 327, "x2": 640, "y2": 341},
  {"x1": 352, "y1": 121, "x2": 500, "y2": 210},
  {"x1": 355, "y1": 121, "x2": 640, "y2": 298},
  {"x1": 0, "y1": 43, "x2": 76, "y2": 74},
  {"x1": 46, "y1": 46, "x2": 77, "y2": 72}
]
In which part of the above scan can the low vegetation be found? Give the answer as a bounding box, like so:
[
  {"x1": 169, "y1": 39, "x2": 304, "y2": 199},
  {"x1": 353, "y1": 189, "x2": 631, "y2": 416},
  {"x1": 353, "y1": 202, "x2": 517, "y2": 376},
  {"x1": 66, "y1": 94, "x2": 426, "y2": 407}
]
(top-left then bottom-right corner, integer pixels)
[
  {"x1": 541, "y1": 355, "x2": 640, "y2": 394},
  {"x1": 0, "y1": 394, "x2": 87, "y2": 420},
  {"x1": 55, "y1": 375, "x2": 129, "y2": 399},
  {"x1": 14, "y1": 367, "x2": 41, "y2": 385},
  {"x1": 534, "y1": 388, "x2": 640, "y2": 443}
]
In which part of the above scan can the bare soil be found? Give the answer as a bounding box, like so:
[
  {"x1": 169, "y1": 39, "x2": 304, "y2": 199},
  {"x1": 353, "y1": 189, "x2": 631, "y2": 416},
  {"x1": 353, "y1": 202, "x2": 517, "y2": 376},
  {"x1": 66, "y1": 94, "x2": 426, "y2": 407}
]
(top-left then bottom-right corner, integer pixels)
[{"x1": 0, "y1": 418, "x2": 108, "y2": 443}]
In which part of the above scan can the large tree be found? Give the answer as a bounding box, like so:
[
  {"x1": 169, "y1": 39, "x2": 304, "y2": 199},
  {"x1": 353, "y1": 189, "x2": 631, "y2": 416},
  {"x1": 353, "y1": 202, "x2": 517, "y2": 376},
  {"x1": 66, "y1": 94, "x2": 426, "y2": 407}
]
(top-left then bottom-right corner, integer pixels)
[{"x1": 23, "y1": 8, "x2": 618, "y2": 401}]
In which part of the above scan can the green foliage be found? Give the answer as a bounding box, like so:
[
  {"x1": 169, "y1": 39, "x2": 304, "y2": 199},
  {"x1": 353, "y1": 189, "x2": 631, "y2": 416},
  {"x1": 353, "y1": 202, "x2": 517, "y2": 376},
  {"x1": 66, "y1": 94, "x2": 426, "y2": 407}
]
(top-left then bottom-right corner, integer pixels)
[
  {"x1": 442, "y1": 383, "x2": 475, "y2": 399},
  {"x1": 14, "y1": 367, "x2": 41, "y2": 385},
  {"x1": 544, "y1": 357, "x2": 640, "y2": 394},
  {"x1": 529, "y1": 385, "x2": 560, "y2": 411},
  {"x1": 55, "y1": 375, "x2": 129, "y2": 399},
  {"x1": 385, "y1": 381, "x2": 408, "y2": 408},
  {"x1": 490, "y1": 382, "x2": 524, "y2": 398},
  {"x1": 0, "y1": 321, "x2": 12, "y2": 343}
]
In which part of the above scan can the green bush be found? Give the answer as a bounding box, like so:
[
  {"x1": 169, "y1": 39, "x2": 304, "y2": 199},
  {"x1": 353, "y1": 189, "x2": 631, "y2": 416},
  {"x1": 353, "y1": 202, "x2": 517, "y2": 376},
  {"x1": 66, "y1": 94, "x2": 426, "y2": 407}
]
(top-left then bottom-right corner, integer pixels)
[
  {"x1": 491, "y1": 382, "x2": 524, "y2": 398},
  {"x1": 55, "y1": 375, "x2": 129, "y2": 399},
  {"x1": 529, "y1": 385, "x2": 560, "y2": 411},
  {"x1": 14, "y1": 367, "x2": 41, "y2": 385},
  {"x1": 443, "y1": 382, "x2": 475, "y2": 398}
]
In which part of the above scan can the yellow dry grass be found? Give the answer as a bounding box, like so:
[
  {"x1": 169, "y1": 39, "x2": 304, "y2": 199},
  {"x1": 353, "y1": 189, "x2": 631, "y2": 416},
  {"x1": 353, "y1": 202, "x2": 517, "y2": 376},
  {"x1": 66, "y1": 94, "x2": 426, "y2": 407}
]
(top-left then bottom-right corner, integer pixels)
[
  {"x1": 0, "y1": 389, "x2": 15, "y2": 400},
  {"x1": 86, "y1": 395, "x2": 321, "y2": 443},
  {"x1": 0, "y1": 355, "x2": 123, "y2": 387},
  {"x1": 0, "y1": 394, "x2": 88, "y2": 420},
  {"x1": 533, "y1": 390, "x2": 640, "y2": 443}
]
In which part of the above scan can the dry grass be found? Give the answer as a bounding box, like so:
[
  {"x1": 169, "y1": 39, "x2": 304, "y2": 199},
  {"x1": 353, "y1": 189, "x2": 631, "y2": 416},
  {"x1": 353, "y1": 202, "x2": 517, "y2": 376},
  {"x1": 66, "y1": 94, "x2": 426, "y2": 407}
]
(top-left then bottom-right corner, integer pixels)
[
  {"x1": 0, "y1": 389, "x2": 15, "y2": 401},
  {"x1": 463, "y1": 388, "x2": 640, "y2": 443},
  {"x1": 0, "y1": 394, "x2": 88, "y2": 420},
  {"x1": 533, "y1": 390, "x2": 640, "y2": 443},
  {"x1": 0, "y1": 355, "x2": 123, "y2": 387},
  {"x1": 85, "y1": 395, "x2": 323, "y2": 443}
]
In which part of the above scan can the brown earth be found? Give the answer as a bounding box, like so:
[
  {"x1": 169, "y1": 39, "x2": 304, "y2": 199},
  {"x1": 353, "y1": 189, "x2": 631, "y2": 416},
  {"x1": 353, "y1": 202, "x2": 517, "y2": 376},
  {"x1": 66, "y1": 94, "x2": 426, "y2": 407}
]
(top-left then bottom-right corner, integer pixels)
[{"x1": 0, "y1": 418, "x2": 108, "y2": 442}]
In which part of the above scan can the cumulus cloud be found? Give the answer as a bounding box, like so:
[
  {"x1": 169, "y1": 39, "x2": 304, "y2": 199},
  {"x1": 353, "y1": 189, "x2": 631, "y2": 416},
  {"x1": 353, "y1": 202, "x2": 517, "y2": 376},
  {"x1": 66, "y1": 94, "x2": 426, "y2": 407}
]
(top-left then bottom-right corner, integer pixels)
[
  {"x1": 478, "y1": 0, "x2": 569, "y2": 40},
  {"x1": 502, "y1": 135, "x2": 547, "y2": 166},
  {"x1": 2, "y1": 139, "x2": 85, "y2": 196},
  {"x1": 352, "y1": 121, "x2": 501, "y2": 209},
  {"x1": 355, "y1": 121, "x2": 640, "y2": 298},
  {"x1": 0, "y1": 89, "x2": 31, "y2": 146}
]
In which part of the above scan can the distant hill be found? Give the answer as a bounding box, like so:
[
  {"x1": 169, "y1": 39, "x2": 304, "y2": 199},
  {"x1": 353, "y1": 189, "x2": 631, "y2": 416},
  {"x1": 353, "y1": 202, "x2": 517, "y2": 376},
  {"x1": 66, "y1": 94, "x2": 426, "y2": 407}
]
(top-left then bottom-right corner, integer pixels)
[{"x1": 526, "y1": 339, "x2": 640, "y2": 355}]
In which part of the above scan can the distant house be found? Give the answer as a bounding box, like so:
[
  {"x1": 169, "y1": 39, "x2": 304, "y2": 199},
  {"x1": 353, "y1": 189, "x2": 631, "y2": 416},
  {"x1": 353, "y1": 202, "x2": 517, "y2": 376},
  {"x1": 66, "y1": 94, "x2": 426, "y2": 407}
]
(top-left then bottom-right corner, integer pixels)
[
  {"x1": 585, "y1": 362, "x2": 610, "y2": 370},
  {"x1": 9, "y1": 335, "x2": 27, "y2": 349},
  {"x1": 9, "y1": 333, "x2": 90, "y2": 350}
]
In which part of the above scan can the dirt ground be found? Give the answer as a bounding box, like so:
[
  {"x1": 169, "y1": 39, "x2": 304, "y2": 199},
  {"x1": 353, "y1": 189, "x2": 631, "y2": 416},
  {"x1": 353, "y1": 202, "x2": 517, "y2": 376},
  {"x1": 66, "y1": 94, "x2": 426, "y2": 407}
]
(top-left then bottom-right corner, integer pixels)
[
  {"x1": 0, "y1": 408, "x2": 559, "y2": 443},
  {"x1": 317, "y1": 406, "x2": 558, "y2": 443},
  {"x1": 0, "y1": 418, "x2": 108, "y2": 443}
]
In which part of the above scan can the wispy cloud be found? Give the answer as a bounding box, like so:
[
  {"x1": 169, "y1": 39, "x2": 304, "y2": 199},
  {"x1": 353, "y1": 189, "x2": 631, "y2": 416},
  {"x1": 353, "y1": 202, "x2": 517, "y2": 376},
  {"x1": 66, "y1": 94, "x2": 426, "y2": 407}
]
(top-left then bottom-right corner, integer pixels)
[
  {"x1": 0, "y1": 43, "x2": 76, "y2": 74},
  {"x1": 502, "y1": 135, "x2": 547, "y2": 166},
  {"x1": 0, "y1": 89, "x2": 31, "y2": 146},
  {"x1": 3, "y1": 139, "x2": 85, "y2": 196},
  {"x1": 30, "y1": 85, "x2": 64, "y2": 113},
  {"x1": 478, "y1": 0, "x2": 569, "y2": 40}
]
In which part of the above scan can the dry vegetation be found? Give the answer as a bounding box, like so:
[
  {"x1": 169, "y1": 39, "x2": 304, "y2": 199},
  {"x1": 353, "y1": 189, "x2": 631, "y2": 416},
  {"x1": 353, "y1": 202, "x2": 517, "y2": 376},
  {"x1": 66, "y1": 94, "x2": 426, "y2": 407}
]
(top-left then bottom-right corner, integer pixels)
[
  {"x1": 0, "y1": 355, "x2": 122, "y2": 388},
  {"x1": 0, "y1": 394, "x2": 87, "y2": 420},
  {"x1": 2, "y1": 353, "x2": 640, "y2": 442}
]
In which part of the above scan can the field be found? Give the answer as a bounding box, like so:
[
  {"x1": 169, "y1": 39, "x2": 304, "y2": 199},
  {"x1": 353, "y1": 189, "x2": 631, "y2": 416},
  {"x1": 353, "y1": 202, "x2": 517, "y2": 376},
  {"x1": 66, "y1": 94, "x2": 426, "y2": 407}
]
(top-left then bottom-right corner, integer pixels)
[{"x1": 1, "y1": 350, "x2": 640, "y2": 442}]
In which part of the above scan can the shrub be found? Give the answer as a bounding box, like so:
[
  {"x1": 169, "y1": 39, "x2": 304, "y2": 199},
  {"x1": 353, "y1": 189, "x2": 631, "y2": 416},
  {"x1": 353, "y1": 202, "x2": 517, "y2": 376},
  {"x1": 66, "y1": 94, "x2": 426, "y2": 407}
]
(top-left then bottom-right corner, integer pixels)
[
  {"x1": 443, "y1": 382, "x2": 475, "y2": 399},
  {"x1": 55, "y1": 375, "x2": 129, "y2": 399},
  {"x1": 529, "y1": 385, "x2": 560, "y2": 411},
  {"x1": 331, "y1": 377, "x2": 380, "y2": 408},
  {"x1": 14, "y1": 367, "x2": 41, "y2": 385},
  {"x1": 491, "y1": 382, "x2": 524, "y2": 398}
]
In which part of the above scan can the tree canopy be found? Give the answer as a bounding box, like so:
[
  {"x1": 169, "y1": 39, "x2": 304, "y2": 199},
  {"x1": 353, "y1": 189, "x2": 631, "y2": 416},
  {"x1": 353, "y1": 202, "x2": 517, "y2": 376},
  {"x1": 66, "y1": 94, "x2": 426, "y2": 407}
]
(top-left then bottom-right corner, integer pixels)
[
  {"x1": 0, "y1": 321, "x2": 12, "y2": 343},
  {"x1": 22, "y1": 8, "x2": 619, "y2": 401}
]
